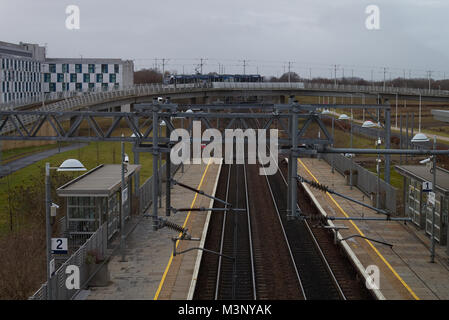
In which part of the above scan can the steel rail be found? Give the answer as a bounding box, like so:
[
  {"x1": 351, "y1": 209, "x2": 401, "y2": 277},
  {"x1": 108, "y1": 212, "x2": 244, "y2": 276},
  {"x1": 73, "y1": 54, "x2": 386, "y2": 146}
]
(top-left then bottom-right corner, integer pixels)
[
  {"x1": 214, "y1": 164, "x2": 231, "y2": 300},
  {"x1": 250, "y1": 109, "x2": 307, "y2": 299},
  {"x1": 261, "y1": 164, "x2": 307, "y2": 299},
  {"x1": 276, "y1": 161, "x2": 346, "y2": 300},
  {"x1": 243, "y1": 162, "x2": 257, "y2": 299}
]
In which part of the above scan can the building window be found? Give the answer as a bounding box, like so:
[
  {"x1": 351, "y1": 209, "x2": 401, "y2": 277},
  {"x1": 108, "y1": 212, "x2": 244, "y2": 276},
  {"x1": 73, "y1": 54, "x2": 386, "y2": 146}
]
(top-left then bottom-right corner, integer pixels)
[
  {"x1": 102, "y1": 83, "x2": 108, "y2": 91},
  {"x1": 70, "y1": 73, "x2": 77, "y2": 82},
  {"x1": 101, "y1": 64, "x2": 108, "y2": 73},
  {"x1": 49, "y1": 64, "x2": 56, "y2": 73},
  {"x1": 49, "y1": 83, "x2": 56, "y2": 92},
  {"x1": 75, "y1": 64, "x2": 82, "y2": 73},
  {"x1": 114, "y1": 83, "x2": 119, "y2": 90},
  {"x1": 83, "y1": 74, "x2": 90, "y2": 83},
  {"x1": 109, "y1": 74, "x2": 116, "y2": 83},
  {"x1": 114, "y1": 64, "x2": 119, "y2": 73},
  {"x1": 88, "y1": 83, "x2": 95, "y2": 91},
  {"x1": 88, "y1": 64, "x2": 95, "y2": 73},
  {"x1": 76, "y1": 83, "x2": 82, "y2": 91},
  {"x1": 62, "y1": 64, "x2": 69, "y2": 73},
  {"x1": 57, "y1": 73, "x2": 64, "y2": 82},
  {"x1": 96, "y1": 74, "x2": 103, "y2": 83}
]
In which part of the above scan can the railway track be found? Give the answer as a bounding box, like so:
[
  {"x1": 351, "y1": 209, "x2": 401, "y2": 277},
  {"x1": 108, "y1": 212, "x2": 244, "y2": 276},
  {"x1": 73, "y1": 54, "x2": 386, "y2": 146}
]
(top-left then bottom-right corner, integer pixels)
[
  {"x1": 278, "y1": 161, "x2": 373, "y2": 299},
  {"x1": 194, "y1": 107, "x2": 373, "y2": 300},
  {"x1": 194, "y1": 163, "x2": 257, "y2": 299}
]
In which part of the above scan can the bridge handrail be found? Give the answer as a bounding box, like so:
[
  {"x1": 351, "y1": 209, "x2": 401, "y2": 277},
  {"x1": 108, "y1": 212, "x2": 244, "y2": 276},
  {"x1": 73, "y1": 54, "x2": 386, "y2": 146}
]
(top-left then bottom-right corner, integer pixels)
[{"x1": 2, "y1": 80, "x2": 449, "y2": 135}]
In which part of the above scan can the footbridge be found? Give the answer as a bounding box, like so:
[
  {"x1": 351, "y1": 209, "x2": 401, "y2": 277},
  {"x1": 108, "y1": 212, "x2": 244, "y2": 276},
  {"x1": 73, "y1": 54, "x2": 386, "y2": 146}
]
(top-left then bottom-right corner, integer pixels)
[{"x1": 1, "y1": 81, "x2": 449, "y2": 136}]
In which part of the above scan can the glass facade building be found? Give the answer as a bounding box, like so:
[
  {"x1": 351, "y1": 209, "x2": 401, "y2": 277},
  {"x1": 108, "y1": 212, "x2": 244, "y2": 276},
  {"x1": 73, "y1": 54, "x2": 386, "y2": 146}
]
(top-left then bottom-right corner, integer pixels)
[{"x1": 0, "y1": 41, "x2": 134, "y2": 104}]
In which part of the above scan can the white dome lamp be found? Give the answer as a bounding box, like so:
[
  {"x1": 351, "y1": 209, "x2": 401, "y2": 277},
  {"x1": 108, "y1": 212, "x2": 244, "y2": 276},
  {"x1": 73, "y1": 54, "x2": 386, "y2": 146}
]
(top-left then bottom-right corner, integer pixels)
[
  {"x1": 160, "y1": 120, "x2": 166, "y2": 126},
  {"x1": 186, "y1": 109, "x2": 193, "y2": 113},
  {"x1": 411, "y1": 132, "x2": 430, "y2": 143},
  {"x1": 57, "y1": 159, "x2": 87, "y2": 172},
  {"x1": 338, "y1": 114, "x2": 350, "y2": 120},
  {"x1": 321, "y1": 109, "x2": 331, "y2": 115},
  {"x1": 362, "y1": 120, "x2": 376, "y2": 128}
]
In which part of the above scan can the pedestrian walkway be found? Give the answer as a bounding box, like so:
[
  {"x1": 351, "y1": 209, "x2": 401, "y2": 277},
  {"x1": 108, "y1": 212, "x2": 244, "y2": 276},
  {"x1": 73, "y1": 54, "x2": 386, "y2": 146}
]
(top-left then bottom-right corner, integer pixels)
[
  {"x1": 0, "y1": 143, "x2": 87, "y2": 177},
  {"x1": 85, "y1": 160, "x2": 221, "y2": 300},
  {"x1": 297, "y1": 157, "x2": 449, "y2": 300}
]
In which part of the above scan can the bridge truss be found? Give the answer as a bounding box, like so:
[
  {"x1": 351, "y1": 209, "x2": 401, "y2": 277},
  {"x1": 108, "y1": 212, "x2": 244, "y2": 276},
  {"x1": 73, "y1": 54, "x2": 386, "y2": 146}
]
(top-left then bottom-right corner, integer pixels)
[{"x1": 1, "y1": 99, "x2": 448, "y2": 229}]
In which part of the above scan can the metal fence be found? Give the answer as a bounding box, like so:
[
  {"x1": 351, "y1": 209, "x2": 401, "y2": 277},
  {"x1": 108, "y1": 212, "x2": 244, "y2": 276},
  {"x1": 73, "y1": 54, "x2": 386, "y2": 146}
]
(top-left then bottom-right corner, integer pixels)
[
  {"x1": 29, "y1": 222, "x2": 108, "y2": 300},
  {"x1": 321, "y1": 153, "x2": 398, "y2": 214},
  {"x1": 139, "y1": 162, "x2": 181, "y2": 214}
]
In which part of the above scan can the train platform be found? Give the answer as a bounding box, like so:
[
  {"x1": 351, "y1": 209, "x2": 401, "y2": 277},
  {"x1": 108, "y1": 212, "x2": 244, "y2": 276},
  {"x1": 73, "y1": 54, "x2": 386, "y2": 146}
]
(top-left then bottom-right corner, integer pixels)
[
  {"x1": 297, "y1": 157, "x2": 449, "y2": 300},
  {"x1": 84, "y1": 159, "x2": 222, "y2": 300}
]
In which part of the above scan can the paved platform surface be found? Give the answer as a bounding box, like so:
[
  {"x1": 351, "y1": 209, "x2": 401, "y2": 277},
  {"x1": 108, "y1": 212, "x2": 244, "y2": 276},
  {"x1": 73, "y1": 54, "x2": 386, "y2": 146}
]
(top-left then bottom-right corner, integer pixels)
[
  {"x1": 298, "y1": 157, "x2": 449, "y2": 300},
  {"x1": 85, "y1": 160, "x2": 220, "y2": 300}
]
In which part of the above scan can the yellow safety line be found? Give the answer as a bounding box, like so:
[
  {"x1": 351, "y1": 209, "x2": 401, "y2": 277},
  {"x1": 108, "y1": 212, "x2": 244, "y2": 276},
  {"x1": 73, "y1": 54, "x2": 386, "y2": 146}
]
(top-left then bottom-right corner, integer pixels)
[
  {"x1": 297, "y1": 158, "x2": 420, "y2": 300},
  {"x1": 154, "y1": 159, "x2": 212, "y2": 300}
]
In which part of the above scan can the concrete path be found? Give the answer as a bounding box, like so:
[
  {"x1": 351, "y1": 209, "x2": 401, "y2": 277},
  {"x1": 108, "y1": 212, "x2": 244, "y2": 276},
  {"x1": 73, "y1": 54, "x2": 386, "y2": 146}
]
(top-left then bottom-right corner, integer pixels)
[{"x1": 0, "y1": 143, "x2": 87, "y2": 177}]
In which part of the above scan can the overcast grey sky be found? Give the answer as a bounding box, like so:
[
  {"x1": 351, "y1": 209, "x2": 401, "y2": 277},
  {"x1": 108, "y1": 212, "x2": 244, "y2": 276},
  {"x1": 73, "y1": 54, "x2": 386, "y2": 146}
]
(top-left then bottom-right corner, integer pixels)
[{"x1": 1, "y1": 0, "x2": 448, "y2": 79}]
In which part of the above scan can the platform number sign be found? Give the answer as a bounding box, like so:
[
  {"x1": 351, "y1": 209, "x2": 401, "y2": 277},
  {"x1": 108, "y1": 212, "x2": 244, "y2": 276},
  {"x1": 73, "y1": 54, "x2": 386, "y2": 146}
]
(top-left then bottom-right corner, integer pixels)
[
  {"x1": 423, "y1": 181, "x2": 432, "y2": 192},
  {"x1": 51, "y1": 238, "x2": 68, "y2": 254}
]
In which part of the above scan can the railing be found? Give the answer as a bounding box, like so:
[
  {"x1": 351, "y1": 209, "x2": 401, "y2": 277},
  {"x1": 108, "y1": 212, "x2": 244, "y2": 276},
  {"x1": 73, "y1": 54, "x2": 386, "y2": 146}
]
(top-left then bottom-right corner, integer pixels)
[
  {"x1": 29, "y1": 222, "x2": 108, "y2": 300},
  {"x1": 2, "y1": 81, "x2": 449, "y2": 136},
  {"x1": 4, "y1": 81, "x2": 449, "y2": 113},
  {"x1": 320, "y1": 153, "x2": 398, "y2": 214},
  {"x1": 139, "y1": 162, "x2": 181, "y2": 214}
]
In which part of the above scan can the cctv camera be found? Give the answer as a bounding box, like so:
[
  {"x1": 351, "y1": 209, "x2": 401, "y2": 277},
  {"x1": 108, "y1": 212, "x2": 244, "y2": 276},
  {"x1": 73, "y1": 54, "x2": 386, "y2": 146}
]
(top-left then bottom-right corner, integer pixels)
[
  {"x1": 157, "y1": 97, "x2": 163, "y2": 103},
  {"x1": 419, "y1": 158, "x2": 431, "y2": 164},
  {"x1": 124, "y1": 154, "x2": 129, "y2": 163}
]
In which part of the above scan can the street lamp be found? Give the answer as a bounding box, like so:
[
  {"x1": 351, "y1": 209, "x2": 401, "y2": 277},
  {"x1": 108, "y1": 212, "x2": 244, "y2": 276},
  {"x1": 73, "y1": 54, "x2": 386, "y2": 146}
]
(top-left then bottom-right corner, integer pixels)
[
  {"x1": 338, "y1": 113, "x2": 350, "y2": 120},
  {"x1": 337, "y1": 113, "x2": 353, "y2": 189},
  {"x1": 363, "y1": 119, "x2": 383, "y2": 208},
  {"x1": 362, "y1": 120, "x2": 377, "y2": 128},
  {"x1": 45, "y1": 159, "x2": 86, "y2": 300},
  {"x1": 322, "y1": 109, "x2": 334, "y2": 173},
  {"x1": 411, "y1": 132, "x2": 430, "y2": 143},
  {"x1": 417, "y1": 135, "x2": 437, "y2": 263},
  {"x1": 375, "y1": 137, "x2": 382, "y2": 208},
  {"x1": 411, "y1": 93, "x2": 429, "y2": 143}
]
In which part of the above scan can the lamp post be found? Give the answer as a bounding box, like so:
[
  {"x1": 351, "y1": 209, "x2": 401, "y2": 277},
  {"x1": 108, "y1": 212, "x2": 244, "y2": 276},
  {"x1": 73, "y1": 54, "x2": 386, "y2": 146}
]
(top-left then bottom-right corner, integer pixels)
[
  {"x1": 412, "y1": 132, "x2": 435, "y2": 262},
  {"x1": 45, "y1": 159, "x2": 86, "y2": 300},
  {"x1": 321, "y1": 109, "x2": 334, "y2": 173},
  {"x1": 120, "y1": 134, "x2": 128, "y2": 262},
  {"x1": 431, "y1": 135, "x2": 436, "y2": 263},
  {"x1": 375, "y1": 136, "x2": 382, "y2": 209},
  {"x1": 338, "y1": 113, "x2": 352, "y2": 187},
  {"x1": 362, "y1": 120, "x2": 380, "y2": 207}
]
